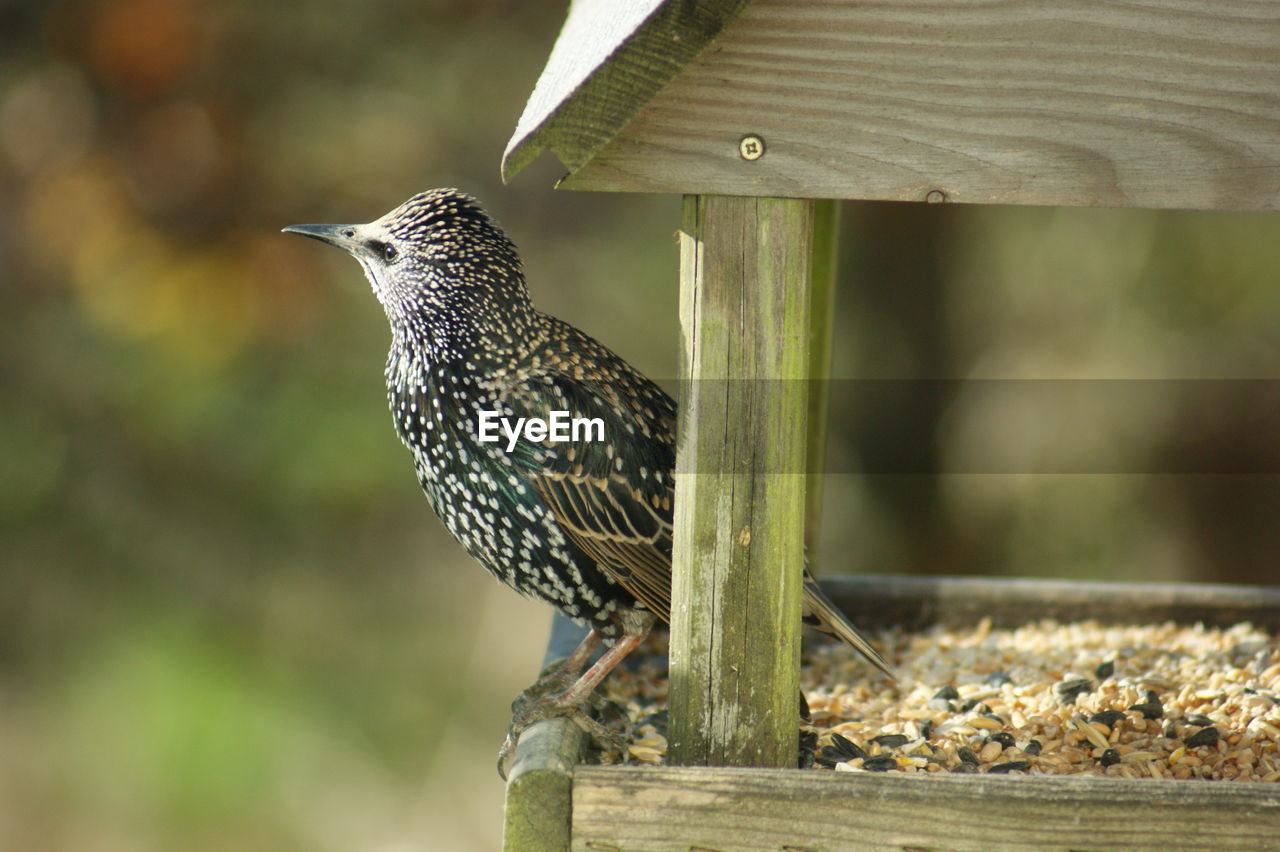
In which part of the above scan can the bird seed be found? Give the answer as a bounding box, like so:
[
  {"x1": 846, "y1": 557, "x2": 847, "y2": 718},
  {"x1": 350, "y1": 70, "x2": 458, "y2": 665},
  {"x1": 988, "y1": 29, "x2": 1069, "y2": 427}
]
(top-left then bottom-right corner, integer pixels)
[{"x1": 594, "y1": 616, "x2": 1280, "y2": 781}]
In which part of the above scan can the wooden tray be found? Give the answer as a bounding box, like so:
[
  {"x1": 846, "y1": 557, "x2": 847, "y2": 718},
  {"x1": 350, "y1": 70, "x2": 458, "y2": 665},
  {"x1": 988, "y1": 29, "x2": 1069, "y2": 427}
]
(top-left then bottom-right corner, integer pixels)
[{"x1": 503, "y1": 576, "x2": 1280, "y2": 851}]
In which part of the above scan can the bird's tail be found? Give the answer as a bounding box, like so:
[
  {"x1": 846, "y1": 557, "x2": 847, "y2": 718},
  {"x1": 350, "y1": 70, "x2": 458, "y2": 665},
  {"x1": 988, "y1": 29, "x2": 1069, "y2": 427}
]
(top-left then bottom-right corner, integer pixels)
[{"x1": 801, "y1": 572, "x2": 896, "y2": 679}]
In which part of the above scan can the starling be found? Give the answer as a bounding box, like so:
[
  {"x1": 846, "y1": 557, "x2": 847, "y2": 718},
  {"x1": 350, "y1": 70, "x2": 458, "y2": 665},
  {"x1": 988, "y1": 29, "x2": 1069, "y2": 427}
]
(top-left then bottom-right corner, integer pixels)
[{"x1": 283, "y1": 189, "x2": 892, "y2": 774}]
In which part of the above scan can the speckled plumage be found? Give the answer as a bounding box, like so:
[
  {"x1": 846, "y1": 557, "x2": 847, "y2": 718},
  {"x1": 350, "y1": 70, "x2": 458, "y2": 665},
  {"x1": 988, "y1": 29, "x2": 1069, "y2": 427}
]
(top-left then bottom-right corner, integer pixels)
[
  {"x1": 373, "y1": 190, "x2": 676, "y2": 639},
  {"x1": 283, "y1": 190, "x2": 891, "y2": 762},
  {"x1": 288, "y1": 189, "x2": 681, "y2": 641}
]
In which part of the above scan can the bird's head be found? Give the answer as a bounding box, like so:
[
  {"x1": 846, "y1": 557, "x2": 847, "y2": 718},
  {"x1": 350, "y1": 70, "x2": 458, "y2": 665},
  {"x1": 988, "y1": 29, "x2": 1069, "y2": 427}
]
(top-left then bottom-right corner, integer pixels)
[{"x1": 284, "y1": 188, "x2": 534, "y2": 348}]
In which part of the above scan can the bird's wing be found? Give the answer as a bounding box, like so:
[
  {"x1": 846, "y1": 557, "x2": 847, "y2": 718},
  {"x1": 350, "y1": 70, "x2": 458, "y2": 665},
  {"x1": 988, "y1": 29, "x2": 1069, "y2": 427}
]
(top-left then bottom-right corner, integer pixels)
[
  {"x1": 534, "y1": 466, "x2": 674, "y2": 620},
  {"x1": 501, "y1": 351, "x2": 678, "y2": 622}
]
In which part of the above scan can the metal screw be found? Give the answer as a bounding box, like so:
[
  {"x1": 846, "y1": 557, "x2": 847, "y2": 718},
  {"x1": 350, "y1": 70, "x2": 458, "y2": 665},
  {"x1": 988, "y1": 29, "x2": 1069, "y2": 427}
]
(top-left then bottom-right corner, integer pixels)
[
  {"x1": 926, "y1": 189, "x2": 947, "y2": 203},
  {"x1": 738, "y1": 135, "x2": 765, "y2": 161}
]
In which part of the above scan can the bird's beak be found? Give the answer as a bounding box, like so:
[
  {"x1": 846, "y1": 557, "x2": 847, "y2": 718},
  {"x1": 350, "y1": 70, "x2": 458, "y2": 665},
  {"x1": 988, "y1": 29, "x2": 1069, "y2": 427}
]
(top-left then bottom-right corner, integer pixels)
[{"x1": 281, "y1": 223, "x2": 362, "y2": 253}]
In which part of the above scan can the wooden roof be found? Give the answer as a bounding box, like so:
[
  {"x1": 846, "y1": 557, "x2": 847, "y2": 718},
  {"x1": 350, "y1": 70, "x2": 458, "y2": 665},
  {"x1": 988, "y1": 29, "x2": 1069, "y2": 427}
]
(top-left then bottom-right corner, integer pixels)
[
  {"x1": 506, "y1": 0, "x2": 1280, "y2": 211},
  {"x1": 502, "y1": 0, "x2": 749, "y2": 183}
]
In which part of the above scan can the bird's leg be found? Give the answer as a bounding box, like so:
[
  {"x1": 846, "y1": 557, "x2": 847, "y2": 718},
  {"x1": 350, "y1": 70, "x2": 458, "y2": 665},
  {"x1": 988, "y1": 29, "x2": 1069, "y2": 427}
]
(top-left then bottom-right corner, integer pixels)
[
  {"x1": 498, "y1": 609, "x2": 656, "y2": 779},
  {"x1": 512, "y1": 627, "x2": 602, "y2": 709}
]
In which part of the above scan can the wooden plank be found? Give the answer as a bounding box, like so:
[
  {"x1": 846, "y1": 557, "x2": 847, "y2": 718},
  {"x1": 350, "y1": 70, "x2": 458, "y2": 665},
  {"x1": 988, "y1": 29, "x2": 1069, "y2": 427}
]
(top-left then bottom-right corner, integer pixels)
[
  {"x1": 502, "y1": 0, "x2": 750, "y2": 182},
  {"x1": 502, "y1": 718, "x2": 585, "y2": 852},
  {"x1": 819, "y1": 574, "x2": 1280, "y2": 632},
  {"x1": 570, "y1": 765, "x2": 1280, "y2": 851},
  {"x1": 559, "y1": 0, "x2": 1280, "y2": 211},
  {"x1": 669, "y1": 195, "x2": 815, "y2": 767}
]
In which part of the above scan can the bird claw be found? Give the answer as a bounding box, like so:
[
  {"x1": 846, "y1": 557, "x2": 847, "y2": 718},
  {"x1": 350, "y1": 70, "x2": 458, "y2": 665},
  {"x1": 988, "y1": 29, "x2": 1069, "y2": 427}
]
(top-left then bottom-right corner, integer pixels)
[
  {"x1": 496, "y1": 694, "x2": 625, "y2": 780},
  {"x1": 498, "y1": 619, "x2": 650, "y2": 778},
  {"x1": 509, "y1": 665, "x2": 573, "y2": 713},
  {"x1": 496, "y1": 728, "x2": 520, "y2": 781}
]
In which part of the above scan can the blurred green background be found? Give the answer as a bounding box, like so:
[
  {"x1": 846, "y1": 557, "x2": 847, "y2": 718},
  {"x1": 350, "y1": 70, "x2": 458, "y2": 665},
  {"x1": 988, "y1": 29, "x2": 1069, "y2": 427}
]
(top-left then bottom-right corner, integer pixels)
[{"x1": 2, "y1": 1, "x2": 1277, "y2": 849}]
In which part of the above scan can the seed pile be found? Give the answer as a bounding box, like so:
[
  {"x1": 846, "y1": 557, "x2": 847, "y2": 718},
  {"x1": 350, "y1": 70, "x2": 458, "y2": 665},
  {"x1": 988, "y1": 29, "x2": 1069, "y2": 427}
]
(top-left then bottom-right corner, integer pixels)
[{"x1": 596, "y1": 618, "x2": 1280, "y2": 781}]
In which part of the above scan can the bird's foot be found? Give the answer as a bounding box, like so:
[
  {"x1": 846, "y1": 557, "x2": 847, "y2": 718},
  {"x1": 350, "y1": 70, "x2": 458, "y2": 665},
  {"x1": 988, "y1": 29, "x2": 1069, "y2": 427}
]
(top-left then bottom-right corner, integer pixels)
[
  {"x1": 508, "y1": 660, "x2": 580, "y2": 712},
  {"x1": 497, "y1": 617, "x2": 652, "y2": 779},
  {"x1": 496, "y1": 691, "x2": 625, "y2": 781}
]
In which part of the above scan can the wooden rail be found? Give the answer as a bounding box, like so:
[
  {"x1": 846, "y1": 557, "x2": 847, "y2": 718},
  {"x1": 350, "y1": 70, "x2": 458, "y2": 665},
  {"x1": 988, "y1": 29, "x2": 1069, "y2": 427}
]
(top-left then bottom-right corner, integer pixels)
[{"x1": 570, "y1": 766, "x2": 1280, "y2": 851}]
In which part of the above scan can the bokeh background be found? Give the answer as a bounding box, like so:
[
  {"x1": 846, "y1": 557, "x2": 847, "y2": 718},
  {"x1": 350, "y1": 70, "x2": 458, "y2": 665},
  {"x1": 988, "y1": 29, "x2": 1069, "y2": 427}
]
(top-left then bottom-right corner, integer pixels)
[{"x1": 2, "y1": 1, "x2": 1277, "y2": 849}]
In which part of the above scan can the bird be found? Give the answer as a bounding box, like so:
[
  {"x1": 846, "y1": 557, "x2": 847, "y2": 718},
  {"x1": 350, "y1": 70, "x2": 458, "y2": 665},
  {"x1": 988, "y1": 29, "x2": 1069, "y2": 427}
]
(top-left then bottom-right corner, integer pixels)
[{"x1": 283, "y1": 188, "x2": 893, "y2": 776}]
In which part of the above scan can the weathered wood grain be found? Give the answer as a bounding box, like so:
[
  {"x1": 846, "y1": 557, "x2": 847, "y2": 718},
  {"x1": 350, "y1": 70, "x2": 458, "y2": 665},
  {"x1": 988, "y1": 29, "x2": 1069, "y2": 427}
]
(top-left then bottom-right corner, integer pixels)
[
  {"x1": 570, "y1": 765, "x2": 1280, "y2": 851},
  {"x1": 669, "y1": 195, "x2": 815, "y2": 767},
  {"x1": 556, "y1": 0, "x2": 1280, "y2": 211},
  {"x1": 502, "y1": 0, "x2": 750, "y2": 182},
  {"x1": 502, "y1": 717, "x2": 584, "y2": 852}
]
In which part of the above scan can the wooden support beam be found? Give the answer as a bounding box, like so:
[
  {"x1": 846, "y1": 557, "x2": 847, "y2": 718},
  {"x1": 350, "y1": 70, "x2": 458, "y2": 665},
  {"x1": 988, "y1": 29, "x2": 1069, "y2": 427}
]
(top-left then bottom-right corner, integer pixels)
[{"x1": 669, "y1": 195, "x2": 816, "y2": 768}]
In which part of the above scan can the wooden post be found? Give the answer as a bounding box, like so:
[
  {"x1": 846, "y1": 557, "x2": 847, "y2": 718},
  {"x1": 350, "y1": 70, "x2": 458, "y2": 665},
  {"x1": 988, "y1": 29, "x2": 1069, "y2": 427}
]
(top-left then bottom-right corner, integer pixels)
[{"x1": 669, "y1": 195, "x2": 816, "y2": 767}]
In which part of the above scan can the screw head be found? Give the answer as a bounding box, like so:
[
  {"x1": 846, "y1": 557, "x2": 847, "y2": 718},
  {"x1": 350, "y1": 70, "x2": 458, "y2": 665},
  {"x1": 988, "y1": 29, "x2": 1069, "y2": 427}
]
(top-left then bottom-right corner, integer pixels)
[
  {"x1": 738, "y1": 135, "x2": 765, "y2": 161},
  {"x1": 925, "y1": 189, "x2": 947, "y2": 203}
]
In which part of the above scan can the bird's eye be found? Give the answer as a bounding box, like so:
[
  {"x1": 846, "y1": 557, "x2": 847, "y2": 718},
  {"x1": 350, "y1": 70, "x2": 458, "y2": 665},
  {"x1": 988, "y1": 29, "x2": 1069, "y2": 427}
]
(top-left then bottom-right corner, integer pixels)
[{"x1": 369, "y1": 240, "x2": 398, "y2": 262}]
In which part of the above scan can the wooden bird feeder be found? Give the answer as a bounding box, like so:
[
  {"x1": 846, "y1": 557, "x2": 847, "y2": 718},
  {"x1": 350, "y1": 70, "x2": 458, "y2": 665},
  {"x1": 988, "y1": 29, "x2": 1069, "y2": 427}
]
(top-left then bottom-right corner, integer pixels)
[{"x1": 499, "y1": 0, "x2": 1280, "y2": 848}]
